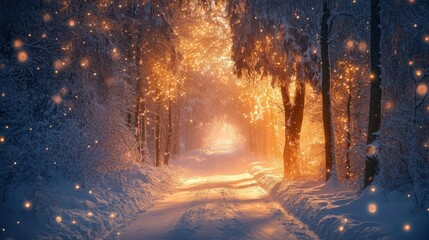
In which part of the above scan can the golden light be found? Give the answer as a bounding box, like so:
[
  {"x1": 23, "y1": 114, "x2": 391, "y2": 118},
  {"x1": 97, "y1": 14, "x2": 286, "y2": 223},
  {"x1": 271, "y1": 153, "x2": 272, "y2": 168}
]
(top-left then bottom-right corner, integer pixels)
[
  {"x1": 68, "y1": 19, "x2": 76, "y2": 27},
  {"x1": 87, "y1": 211, "x2": 93, "y2": 217},
  {"x1": 24, "y1": 201, "x2": 32, "y2": 209},
  {"x1": 415, "y1": 69, "x2": 423, "y2": 77},
  {"x1": 0, "y1": 136, "x2": 5, "y2": 143},
  {"x1": 368, "y1": 203, "x2": 377, "y2": 214},
  {"x1": 55, "y1": 216, "x2": 62, "y2": 223},
  {"x1": 403, "y1": 224, "x2": 411, "y2": 231},
  {"x1": 112, "y1": 48, "x2": 120, "y2": 60},
  {"x1": 13, "y1": 39, "x2": 24, "y2": 49},
  {"x1": 17, "y1": 51, "x2": 28, "y2": 63},
  {"x1": 424, "y1": 36, "x2": 429, "y2": 43},
  {"x1": 385, "y1": 101, "x2": 393, "y2": 110},
  {"x1": 72, "y1": 220, "x2": 77, "y2": 225},
  {"x1": 338, "y1": 226, "x2": 344, "y2": 232},
  {"x1": 408, "y1": 60, "x2": 413, "y2": 66},
  {"x1": 75, "y1": 184, "x2": 80, "y2": 190},
  {"x1": 346, "y1": 40, "x2": 354, "y2": 49},
  {"x1": 52, "y1": 94, "x2": 62, "y2": 104},
  {"x1": 110, "y1": 213, "x2": 116, "y2": 218},
  {"x1": 43, "y1": 13, "x2": 52, "y2": 22},
  {"x1": 367, "y1": 145, "x2": 377, "y2": 156},
  {"x1": 358, "y1": 42, "x2": 367, "y2": 52},
  {"x1": 369, "y1": 73, "x2": 375, "y2": 80},
  {"x1": 416, "y1": 83, "x2": 428, "y2": 96},
  {"x1": 370, "y1": 187, "x2": 376, "y2": 192},
  {"x1": 80, "y1": 58, "x2": 89, "y2": 68}
]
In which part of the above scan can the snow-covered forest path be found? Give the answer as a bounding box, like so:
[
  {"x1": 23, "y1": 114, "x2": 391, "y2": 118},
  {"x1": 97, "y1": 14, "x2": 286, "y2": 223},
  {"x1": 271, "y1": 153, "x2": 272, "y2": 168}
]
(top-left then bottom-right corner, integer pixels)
[{"x1": 117, "y1": 139, "x2": 318, "y2": 240}]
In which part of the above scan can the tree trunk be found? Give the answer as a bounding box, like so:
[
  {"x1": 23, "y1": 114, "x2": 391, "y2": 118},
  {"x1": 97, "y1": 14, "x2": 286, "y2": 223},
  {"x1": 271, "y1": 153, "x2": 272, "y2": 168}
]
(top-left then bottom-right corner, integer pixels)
[
  {"x1": 321, "y1": 0, "x2": 337, "y2": 182},
  {"x1": 164, "y1": 99, "x2": 173, "y2": 166},
  {"x1": 345, "y1": 81, "x2": 352, "y2": 179},
  {"x1": 155, "y1": 98, "x2": 161, "y2": 167},
  {"x1": 281, "y1": 81, "x2": 305, "y2": 178},
  {"x1": 364, "y1": 0, "x2": 382, "y2": 188}
]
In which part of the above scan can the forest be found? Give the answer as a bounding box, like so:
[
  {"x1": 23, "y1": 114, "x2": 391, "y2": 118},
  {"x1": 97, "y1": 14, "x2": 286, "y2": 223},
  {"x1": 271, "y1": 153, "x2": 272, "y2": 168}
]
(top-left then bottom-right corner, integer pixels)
[{"x1": 0, "y1": 0, "x2": 428, "y2": 239}]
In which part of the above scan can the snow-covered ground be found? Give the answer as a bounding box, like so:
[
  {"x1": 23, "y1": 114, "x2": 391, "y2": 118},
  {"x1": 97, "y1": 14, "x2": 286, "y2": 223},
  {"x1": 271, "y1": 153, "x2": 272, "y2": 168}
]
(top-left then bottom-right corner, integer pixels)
[
  {"x1": 251, "y1": 164, "x2": 429, "y2": 240},
  {"x1": 0, "y1": 163, "x2": 178, "y2": 239},
  {"x1": 116, "y1": 139, "x2": 317, "y2": 240}
]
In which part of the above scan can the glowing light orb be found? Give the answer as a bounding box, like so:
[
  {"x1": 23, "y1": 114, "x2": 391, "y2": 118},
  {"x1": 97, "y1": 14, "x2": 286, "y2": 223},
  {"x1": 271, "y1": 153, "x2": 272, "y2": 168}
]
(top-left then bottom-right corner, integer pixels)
[
  {"x1": 403, "y1": 224, "x2": 411, "y2": 231},
  {"x1": 55, "y1": 216, "x2": 62, "y2": 223},
  {"x1": 68, "y1": 19, "x2": 76, "y2": 27},
  {"x1": 72, "y1": 220, "x2": 77, "y2": 224},
  {"x1": 43, "y1": 13, "x2": 52, "y2": 22},
  {"x1": 415, "y1": 69, "x2": 423, "y2": 77},
  {"x1": 87, "y1": 211, "x2": 93, "y2": 217},
  {"x1": 358, "y1": 42, "x2": 367, "y2": 52},
  {"x1": 346, "y1": 40, "x2": 354, "y2": 49},
  {"x1": 24, "y1": 201, "x2": 32, "y2": 209},
  {"x1": 417, "y1": 83, "x2": 428, "y2": 96},
  {"x1": 0, "y1": 137, "x2": 5, "y2": 143},
  {"x1": 52, "y1": 95, "x2": 62, "y2": 104},
  {"x1": 60, "y1": 87, "x2": 68, "y2": 96},
  {"x1": 110, "y1": 213, "x2": 116, "y2": 218},
  {"x1": 75, "y1": 184, "x2": 80, "y2": 190},
  {"x1": 80, "y1": 58, "x2": 89, "y2": 68},
  {"x1": 17, "y1": 51, "x2": 28, "y2": 63},
  {"x1": 13, "y1": 39, "x2": 24, "y2": 49},
  {"x1": 369, "y1": 73, "x2": 376, "y2": 80},
  {"x1": 338, "y1": 226, "x2": 344, "y2": 232},
  {"x1": 370, "y1": 187, "x2": 376, "y2": 192},
  {"x1": 385, "y1": 102, "x2": 393, "y2": 110},
  {"x1": 368, "y1": 203, "x2": 377, "y2": 214},
  {"x1": 54, "y1": 60, "x2": 64, "y2": 71},
  {"x1": 366, "y1": 145, "x2": 377, "y2": 157},
  {"x1": 425, "y1": 36, "x2": 429, "y2": 43}
]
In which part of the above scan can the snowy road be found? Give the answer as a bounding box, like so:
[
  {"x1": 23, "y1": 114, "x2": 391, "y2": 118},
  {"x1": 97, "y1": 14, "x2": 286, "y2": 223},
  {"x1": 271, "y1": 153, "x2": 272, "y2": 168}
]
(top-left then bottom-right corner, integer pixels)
[{"x1": 117, "y1": 139, "x2": 318, "y2": 240}]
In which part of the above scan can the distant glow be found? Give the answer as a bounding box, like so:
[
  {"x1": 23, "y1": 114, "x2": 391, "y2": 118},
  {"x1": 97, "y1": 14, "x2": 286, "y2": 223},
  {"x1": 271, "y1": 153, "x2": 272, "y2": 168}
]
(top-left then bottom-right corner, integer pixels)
[
  {"x1": 346, "y1": 40, "x2": 354, "y2": 49},
  {"x1": 370, "y1": 187, "x2": 376, "y2": 192},
  {"x1": 110, "y1": 213, "x2": 116, "y2": 218},
  {"x1": 417, "y1": 83, "x2": 428, "y2": 96},
  {"x1": 403, "y1": 224, "x2": 411, "y2": 231},
  {"x1": 69, "y1": 19, "x2": 76, "y2": 27},
  {"x1": 415, "y1": 69, "x2": 423, "y2": 77},
  {"x1": 358, "y1": 42, "x2": 367, "y2": 52},
  {"x1": 87, "y1": 211, "x2": 93, "y2": 217},
  {"x1": 43, "y1": 13, "x2": 52, "y2": 22},
  {"x1": 338, "y1": 226, "x2": 344, "y2": 232},
  {"x1": 369, "y1": 73, "x2": 375, "y2": 80},
  {"x1": 424, "y1": 36, "x2": 429, "y2": 43},
  {"x1": 385, "y1": 101, "x2": 393, "y2": 110},
  {"x1": 13, "y1": 39, "x2": 24, "y2": 49},
  {"x1": 52, "y1": 94, "x2": 62, "y2": 104},
  {"x1": 72, "y1": 220, "x2": 77, "y2": 225},
  {"x1": 24, "y1": 201, "x2": 32, "y2": 209},
  {"x1": 75, "y1": 184, "x2": 80, "y2": 190},
  {"x1": 17, "y1": 51, "x2": 28, "y2": 63},
  {"x1": 0, "y1": 137, "x2": 4, "y2": 143},
  {"x1": 80, "y1": 58, "x2": 89, "y2": 68},
  {"x1": 368, "y1": 203, "x2": 377, "y2": 214},
  {"x1": 55, "y1": 216, "x2": 62, "y2": 223}
]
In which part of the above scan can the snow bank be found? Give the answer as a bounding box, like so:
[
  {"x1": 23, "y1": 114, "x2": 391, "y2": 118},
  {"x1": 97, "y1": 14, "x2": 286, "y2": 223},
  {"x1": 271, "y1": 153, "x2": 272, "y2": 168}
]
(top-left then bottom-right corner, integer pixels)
[
  {"x1": 0, "y1": 163, "x2": 178, "y2": 239},
  {"x1": 250, "y1": 164, "x2": 429, "y2": 240}
]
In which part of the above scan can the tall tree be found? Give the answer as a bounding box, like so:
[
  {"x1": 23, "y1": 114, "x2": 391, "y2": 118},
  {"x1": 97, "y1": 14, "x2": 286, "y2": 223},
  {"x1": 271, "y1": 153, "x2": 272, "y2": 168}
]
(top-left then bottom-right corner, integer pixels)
[
  {"x1": 364, "y1": 0, "x2": 382, "y2": 188},
  {"x1": 321, "y1": 0, "x2": 337, "y2": 181}
]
